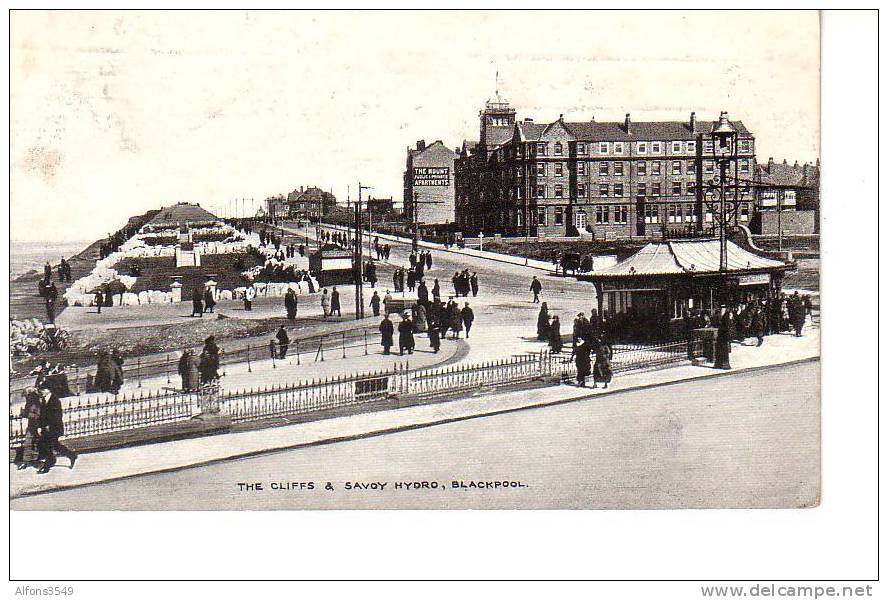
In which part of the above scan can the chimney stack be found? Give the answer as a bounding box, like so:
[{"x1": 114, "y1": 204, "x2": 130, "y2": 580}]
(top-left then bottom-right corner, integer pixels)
[
  {"x1": 690, "y1": 111, "x2": 696, "y2": 132},
  {"x1": 624, "y1": 113, "x2": 631, "y2": 134},
  {"x1": 416, "y1": 139, "x2": 426, "y2": 151},
  {"x1": 524, "y1": 117, "x2": 534, "y2": 122}
]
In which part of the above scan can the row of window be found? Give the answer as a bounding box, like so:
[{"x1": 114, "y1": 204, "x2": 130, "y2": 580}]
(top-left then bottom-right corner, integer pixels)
[
  {"x1": 531, "y1": 181, "x2": 701, "y2": 198},
  {"x1": 532, "y1": 139, "x2": 753, "y2": 157},
  {"x1": 527, "y1": 158, "x2": 751, "y2": 177},
  {"x1": 529, "y1": 203, "x2": 751, "y2": 226}
]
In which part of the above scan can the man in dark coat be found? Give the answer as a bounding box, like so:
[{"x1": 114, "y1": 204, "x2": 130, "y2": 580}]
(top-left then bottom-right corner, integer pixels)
[
  {"x1": 417, "y1": 280, "x2": 429, "y2": 306},
  {"x1": 714, "y1": 307, "x2": 733, "y2": 369},
  {"x1": 530, "y1": 276, "x2": 542, "y2": 303},
  {"x1": 276, "y1": 325, "x2": 290, "y2": 359},
  {"x1": 94, "y1": 289, "x2": 104, "y2": 314},
  {"x1": 284, "y1": 288, "x2": 298, "y2": 320},
  {"x1": 36, "y1": 385, "x2": 77, "y2": 473},
  {"x1": 406, "y1": 269, "x2": 416, "y2": 292},
  {"x1": 45, "y1": 281, "x2": 58, "y2": 324},
  {"x1": 470, "y1": 272, "x2": 479, "y2": 297},
  {"x1": 191, "y1": 287, "x2": 204, "y2": 317},
  {"x1": 199, "y1": 336, "x2": 221, "y2": 384},
  {"x1": 44, "y1": 261, "x2": 52, "y2": 281},
  {"x1": 370, "y1": 291, "x2": 381, "y2": 317},
  {"x1": 398, "y1": 314, "x2": 415, "y2": 355},
  {"x1": 461, "y1": 302, "x2": 475, "y2": 338},
  {"x1": 379, "y1": 315, "x2": 394, "y2": 355},
  {"x1": 330, "y1": 287, "x2": 341, "y2": 316},
  {"x1": 751, "y1": 305, "x2": 765, "y2": 347}
]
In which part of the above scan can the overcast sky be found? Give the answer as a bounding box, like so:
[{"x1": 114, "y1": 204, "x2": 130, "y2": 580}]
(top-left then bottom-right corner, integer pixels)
[{"x1": 11, "y1": 10, "x2": 820, "y2": 242}]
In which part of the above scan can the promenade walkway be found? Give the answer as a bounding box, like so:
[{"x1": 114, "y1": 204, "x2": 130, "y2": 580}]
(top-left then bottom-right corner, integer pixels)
[{"x1": 10, "y1": 322, "x2": 819, "y2": 500}]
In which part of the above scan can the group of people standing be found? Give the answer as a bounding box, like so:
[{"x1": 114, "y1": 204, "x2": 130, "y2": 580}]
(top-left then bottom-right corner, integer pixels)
[
  {"x1": 373, "y1": 238, "x2": 392, "y2": 261},
  {"x1": 378, "y1": 299, "x2": 475, "y2": 356},
  {"x1": 15, "y1": 377, "x2": 78, "y2": 474},
  {"x1": 191, "y1": 286, "x2": 217, "y2": 317},
  {"x1": 536, "y1": 303, "x2": 613, "y2": 389},
  {"x1": 177, "y1": 336, "x2": 222, "y2": 391},
  {"x1": 451, "y1": 270, "x2": 479, "y2": 298},
  {"x1": 92, "y1": 348, "x2": 125, "y2": 393}
]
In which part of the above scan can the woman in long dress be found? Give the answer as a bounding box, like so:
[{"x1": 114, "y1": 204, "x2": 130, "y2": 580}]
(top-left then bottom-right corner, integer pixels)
[
  {"x1": 574, "y1": 339, "x2": 592, "y2": 387},
  {"x1": 14, "y1": 388, "x2": 42, "y2": 470},
  {"x1": 536, "y1": 302, "x2": 550, "y2": 341},
  {"x1": 592, "y1": 339, "x2": 613, "y2": 389},
  {"x1": 549, "y1": 315, "x2": 563, "y2": 353},
  {"x1": 413, "y1": 304, "x2": 428, "y2": 333}
]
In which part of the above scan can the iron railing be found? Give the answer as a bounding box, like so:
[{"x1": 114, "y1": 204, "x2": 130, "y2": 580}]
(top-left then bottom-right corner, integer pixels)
[{"x1": 10, "y1": 340, "x2": 696, "y2": 448}]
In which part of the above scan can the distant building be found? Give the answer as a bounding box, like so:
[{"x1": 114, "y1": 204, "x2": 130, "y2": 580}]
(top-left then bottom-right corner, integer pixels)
[
  {"x1": 404, "y1": 139, "x2": 458, "y2": 226},
  {"x1": 455, "y1": 97, "x2": 757, "y2": 240},
  {"x1": 755, "y1": 157, "x2": 820, "y2": 213},
  {"x1": 286, "y1": 186, "x2": 337, "y2": 220},
  {"x1": 367, "y1": 195, "x2": 394, "y2": 214},
  {"x1": 265, "y1": 195, "x2": 287, "y2": 221},
  {"x1": 751, "y1": 157, "x2": 820, "y2": 235}
]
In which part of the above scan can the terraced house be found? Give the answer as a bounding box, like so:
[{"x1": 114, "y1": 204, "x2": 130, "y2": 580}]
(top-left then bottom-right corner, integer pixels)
[{"x1": 455, "y1": 99, "x2": 756, "y2": 240}]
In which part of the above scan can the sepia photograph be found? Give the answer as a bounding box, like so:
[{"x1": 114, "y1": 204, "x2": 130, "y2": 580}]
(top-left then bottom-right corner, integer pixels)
[
  {"x1": 6, "y1": 6, "x2": 879, "y2": 592},
  {"x1": 8, "y1": 9, "x2": 822, "y2": 511}
]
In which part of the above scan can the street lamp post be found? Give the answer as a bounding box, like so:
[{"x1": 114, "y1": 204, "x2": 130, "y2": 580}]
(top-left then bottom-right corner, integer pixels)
[
  {"x1": 708, "y1": 111, "x2": 739, "y2": 273},
  {"x1": 355, "y1": 182, "x2": 372, "y2": 320}
]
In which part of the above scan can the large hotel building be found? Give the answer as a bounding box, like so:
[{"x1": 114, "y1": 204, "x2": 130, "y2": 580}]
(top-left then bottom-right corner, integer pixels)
[{"x1": 455, "y1": 99, "x2": 756, "y2": 239}]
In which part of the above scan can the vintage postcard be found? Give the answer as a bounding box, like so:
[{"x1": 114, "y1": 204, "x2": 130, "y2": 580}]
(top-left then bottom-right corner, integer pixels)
[{"x1": 9, "y1": 10, "x2": 820, "y2": 511}]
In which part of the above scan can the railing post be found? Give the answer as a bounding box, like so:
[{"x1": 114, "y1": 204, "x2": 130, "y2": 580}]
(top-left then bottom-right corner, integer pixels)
[
  {"x1": 342, "y1": 332, "x2": 346, "y2": 358},
  {"x1": 296, "y1": 340, "x2": 301, "y2": 365},
  {"x1": 364, "y1": 330, "x2": 368, "y2": 355},
  {"x1": 137, "y1": 357, "x2": 142, "y2": 388},
  {"x1": 247, "y1": 343, "x2": 252, "y2": 373},
  {"x1": 165, "y1": 353, "x2": 171, "y2": 384}
]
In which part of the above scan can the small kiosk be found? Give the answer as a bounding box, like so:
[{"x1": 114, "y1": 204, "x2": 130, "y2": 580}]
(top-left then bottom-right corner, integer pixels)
[
  {"x1": 580, "y1": 239, "x2": 793, "y2": 339},
  {"x1": 308, "y1": 247, "x2": 355, "y2": 287}
]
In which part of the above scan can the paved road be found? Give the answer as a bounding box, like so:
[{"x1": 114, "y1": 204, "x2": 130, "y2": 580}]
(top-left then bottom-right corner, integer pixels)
[{"x1": 10, "y1": 360, "x2": 819, "y2": 510}]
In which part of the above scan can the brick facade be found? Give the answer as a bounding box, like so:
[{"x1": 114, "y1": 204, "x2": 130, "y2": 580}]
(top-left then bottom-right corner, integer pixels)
[{"x1": 456, "y1": 101, "x2": 757, "y2": 240}]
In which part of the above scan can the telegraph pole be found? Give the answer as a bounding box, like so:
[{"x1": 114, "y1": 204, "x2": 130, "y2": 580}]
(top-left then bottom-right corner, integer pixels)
[{"x1": 354, "y1": 182, "x2": 372, "y2": 320}]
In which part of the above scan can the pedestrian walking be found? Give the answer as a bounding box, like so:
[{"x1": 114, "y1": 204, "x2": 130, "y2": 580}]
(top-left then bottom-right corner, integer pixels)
[
  {"x1": 94, "y1": 289, "x2": 104, "y2": 314},
  {"x1": 244, "y1": 284, "x2": 256, "y2": 311},
  {"x1": 530, "y1": 276, "x2": 542, "y2": 303},
  {"x1": 398, "y1": 313, "x2": 415, "y2": 355},
  {"x1": 448, "y1": 301, "x2": 463, "y2": 339},
  {"x1": 379, "y1": 314, "x2": 394, "y2": 355},
  {"x1": 432, "y1": 278, "x2": 441, "y2": 302},
  {"x1": 751, "y1": 305, "x2": 765, "y2": 347},
  {"x1": 417, "y1": 280, "x2": 429, "y2": 306},
  {"x1": 414, "y1": 304, "x2": 429, "y2": 333},
  {"x1": 331, "y1": 286, "x2": 341, "y2": 316},
  {"x1": 44, "y1": 261, "x2": 52, "y2": 281},
  {"x1": 321, "y1": 289, "x2": 331, "y2": 318},
  {"x1": 370, "y1": 291, "x2": 381, "y2": 317},
  {"x1": 178, "y1": 349, "x2": 199, "y2": 391},
  {"x1": 592, "y1": 338, "x2": 613, "y2": 389},
  {"x1": 470, "y1": 272, "x2": 479, "y2": 297},
  {"x1": 275, "y1": 325, "x2": 290, "y2": 359},
  {"x1": 36, "y1": 383, "x2": 77, "y2": 474},
  {"x1": 191, "y1": 287, "x2": 204, "y2": 317},
  {"x1": 461, "y1": 303, "x2": 475, "y2": 338},
  {"x1": 425, "y1": 252, "x2": 432, "y2": 270},
  {"x1": 549, "y1": 315, "x2": 563, "y2": 353},
  {"x1": 574, "y1": 338, "x2": 592, "y2": 387},
  {"x1": 203, "y1": 287, "x2": 216, "y2": 314},
  {"x1": 428, "y1": 322, "x2": 441, "y2": 353}
]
